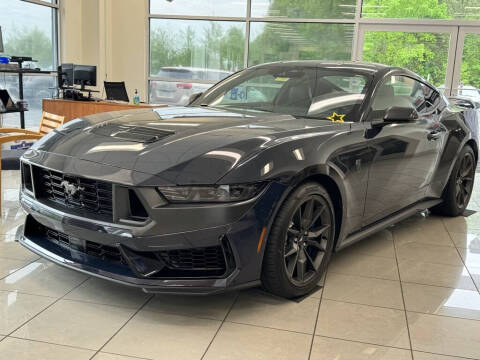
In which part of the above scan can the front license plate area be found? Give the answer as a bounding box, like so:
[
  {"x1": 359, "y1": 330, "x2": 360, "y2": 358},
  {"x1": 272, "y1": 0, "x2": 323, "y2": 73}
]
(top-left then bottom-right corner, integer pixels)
[{"x1": 69, "y1": 236, "x2": 86, "y2": 252}]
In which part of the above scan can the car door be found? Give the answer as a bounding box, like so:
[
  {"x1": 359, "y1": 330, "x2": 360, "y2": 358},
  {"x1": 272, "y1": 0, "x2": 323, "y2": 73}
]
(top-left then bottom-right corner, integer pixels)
[{"x1": 362, "y1": 74, "x2": 447, "y2": 226}]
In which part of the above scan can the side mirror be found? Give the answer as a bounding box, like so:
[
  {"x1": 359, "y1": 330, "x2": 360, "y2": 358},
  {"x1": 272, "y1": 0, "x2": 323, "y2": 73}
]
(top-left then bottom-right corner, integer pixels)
[
  {"x1": 188, "y1": 92, "x2": 203, "y2": 105},
  {"x1": 384, "y1": 106, "x2": 419, "y2": 123}
]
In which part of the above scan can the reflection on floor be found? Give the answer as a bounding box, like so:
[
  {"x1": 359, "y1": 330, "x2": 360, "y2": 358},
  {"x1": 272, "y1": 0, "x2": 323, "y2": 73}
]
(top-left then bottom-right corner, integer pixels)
[{"x1": 1, "y1": 169, "x2": 480, "y2": 360}]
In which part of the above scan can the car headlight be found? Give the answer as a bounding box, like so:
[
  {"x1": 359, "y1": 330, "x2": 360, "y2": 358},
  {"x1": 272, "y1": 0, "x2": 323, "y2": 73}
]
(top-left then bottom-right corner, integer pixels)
[{"x1": 158, "y1": 183, "x2": 267, "y2": 203}]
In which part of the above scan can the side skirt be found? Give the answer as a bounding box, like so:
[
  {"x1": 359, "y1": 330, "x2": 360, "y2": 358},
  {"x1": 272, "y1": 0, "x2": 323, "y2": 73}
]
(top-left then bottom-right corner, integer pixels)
[{"x1": 337, "y1": 198, "x2": 443, "y2": 251}]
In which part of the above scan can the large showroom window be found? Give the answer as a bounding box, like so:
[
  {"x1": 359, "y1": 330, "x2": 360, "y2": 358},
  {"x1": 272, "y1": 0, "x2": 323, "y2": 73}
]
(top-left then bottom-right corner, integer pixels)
[
  {"x1": 362, "y1": 0, "x2": 480, "y2": 20},
  {"x1": 149, "y1": 0, "x2": 480, "y2": 105},
  {"x1": 0, "y1": 0, "x2": 58, "y2": 129},
  {"x1": 149, "y1": 0, "x2": 355, "y2": 105},
  {"x1": 455, "y1": 30, "x2": 480, "y2": 100},
  {"x1": 361, "y1": 30, "x2": 450, "y2": 87},
  {"x1": 149, "y1": 19, "x2": 245, "y2": 105},
  {"x1": 150, "y1": 0, "x2": 247, "y2": 17},
  {"x1": 248, "y1": 22, "x2": 354, "y2": 66},
  {"x1": 250, "y1": 0, "x2": 358, "y2": 19}
]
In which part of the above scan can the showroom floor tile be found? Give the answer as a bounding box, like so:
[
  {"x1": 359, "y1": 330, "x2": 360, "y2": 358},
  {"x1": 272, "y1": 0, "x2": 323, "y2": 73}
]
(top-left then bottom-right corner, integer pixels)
[
  {"x1": 0, "y1": 337, "x2": 95, "y2": 360},
  {"x1": 310, "y1": 337, "x2": 413, "y2": 360},
  {"x1": 315, "y1": 299, "x2": 411, "y2": 348},
  {"x1": 226, "y1": 289, "x2": 320, "y2": 333},
  {"x1": 1, "y1": 169, "x2": 480, "y2": 359},
  {"x1": 144, "y1": 292, "x2": 237, "y2": 321},
  {"x1": 322, "y1": 272, "x2": 404, "y2": 309},
  {"x1": 408, "y1": 312, "x2": 480, "y2": 359},
  {"x1": 402, "y1": 283, "x2": 480, "y2": 321},
  {"x1": 0, "y1": 290, "x2": 56, "y2": 335},
  {"x1": 202, "y1": 322, "x2": 311, "y2": 360},
  {"x1": 12, "y1": 299, "x2": 138, "y2": 350},
  {"x1": 0, "y1": 234, "x2": 40, "y2": 262},
  {"x1": 102, "y1": 310, "x2": 222, "y2": 360}
]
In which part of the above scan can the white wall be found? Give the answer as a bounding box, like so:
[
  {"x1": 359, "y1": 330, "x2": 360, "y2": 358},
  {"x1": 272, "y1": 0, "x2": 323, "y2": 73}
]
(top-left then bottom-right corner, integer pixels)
[
  {"x1": 108, "y1": 0, "x2": 148, "y2": 102},
  {"x1": 59, "y1": 0, "x2": 148, "y2": 102}
]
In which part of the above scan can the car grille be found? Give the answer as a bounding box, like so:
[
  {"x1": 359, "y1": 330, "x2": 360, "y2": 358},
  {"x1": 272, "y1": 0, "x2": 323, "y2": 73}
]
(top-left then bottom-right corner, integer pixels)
[
  {"x1": 45, "y1": 227, "x2": 125, "y2": 265},
  {"x1": 33, "y1": 166, "x2": 113, "y2": 222},
  {"x1": 159, "y1": 247, "x2": 226, "y2": 271},
  {"x1": 39, "y1": 221, "x2": 234, "y2": 279},
  {"x1": 30, "y1": 218, "x2": 233, "y2": 279}
]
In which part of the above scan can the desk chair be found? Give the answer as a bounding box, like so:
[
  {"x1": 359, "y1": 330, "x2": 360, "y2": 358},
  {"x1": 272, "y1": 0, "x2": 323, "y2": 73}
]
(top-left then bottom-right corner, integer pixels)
[{"x1": 0, "y1": 111, "x2": 65, "y2": 211}]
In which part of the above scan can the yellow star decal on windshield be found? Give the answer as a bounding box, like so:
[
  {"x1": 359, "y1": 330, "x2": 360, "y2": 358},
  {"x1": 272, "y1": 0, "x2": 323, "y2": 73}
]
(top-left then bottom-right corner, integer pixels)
[{"x1": 327, "y1": 112, "x2": 345, "y2": 123}]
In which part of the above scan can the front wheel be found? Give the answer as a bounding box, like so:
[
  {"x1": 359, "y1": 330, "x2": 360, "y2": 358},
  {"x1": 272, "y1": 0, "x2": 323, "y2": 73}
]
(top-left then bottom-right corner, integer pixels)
[
  {"x1": 431, "y1": 145, "x2": 476, "y2": 217},
  {"x1": 261, "y1": 182, "x2": 335, "y2": 298}
]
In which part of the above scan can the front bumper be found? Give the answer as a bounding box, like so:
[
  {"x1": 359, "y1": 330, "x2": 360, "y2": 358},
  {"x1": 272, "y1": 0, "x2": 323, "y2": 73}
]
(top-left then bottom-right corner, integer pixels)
[{"x1": 18, "y1": 182, "x2": 287, "y2": 294}]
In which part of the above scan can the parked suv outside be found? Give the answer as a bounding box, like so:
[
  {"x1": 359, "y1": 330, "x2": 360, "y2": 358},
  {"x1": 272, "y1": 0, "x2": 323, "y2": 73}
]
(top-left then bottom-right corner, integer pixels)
[{"x1": 150, "y1": 67, "x2": 232, "y2": 105}]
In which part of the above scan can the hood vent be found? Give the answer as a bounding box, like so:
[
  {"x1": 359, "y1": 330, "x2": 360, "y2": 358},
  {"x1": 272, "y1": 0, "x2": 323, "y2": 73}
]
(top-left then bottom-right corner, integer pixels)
[{"x1": 90, "y1": 123, "x2": 174, "y2": 143}]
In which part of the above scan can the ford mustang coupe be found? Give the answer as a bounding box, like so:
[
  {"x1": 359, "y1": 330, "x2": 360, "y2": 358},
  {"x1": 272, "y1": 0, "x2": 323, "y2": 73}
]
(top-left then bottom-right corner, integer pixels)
[{"x1": 17, "y1": 62, "x2": 477, "y2": 298}]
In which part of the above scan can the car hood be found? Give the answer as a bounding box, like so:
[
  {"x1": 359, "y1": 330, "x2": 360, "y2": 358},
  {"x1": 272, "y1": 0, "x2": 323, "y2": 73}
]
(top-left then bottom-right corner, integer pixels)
[{"x1": 30, "y1": 106, "x2": 344, "y2": 185}]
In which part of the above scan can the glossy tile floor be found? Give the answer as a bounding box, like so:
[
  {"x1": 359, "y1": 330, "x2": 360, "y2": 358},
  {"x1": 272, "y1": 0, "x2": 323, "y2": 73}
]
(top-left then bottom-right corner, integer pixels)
[{"x1": 1, "y1": 170, "x2": 480, "y2": 360}]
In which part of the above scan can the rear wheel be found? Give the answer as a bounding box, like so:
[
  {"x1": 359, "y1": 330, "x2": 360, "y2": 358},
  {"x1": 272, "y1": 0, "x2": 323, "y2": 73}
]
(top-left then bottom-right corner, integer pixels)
[
  {"x1": 431, "y1": 145, "x2": 476, "y2": 217},
  {"x1": 261, "y1": 182, "x2": 335, "y2": 298}
]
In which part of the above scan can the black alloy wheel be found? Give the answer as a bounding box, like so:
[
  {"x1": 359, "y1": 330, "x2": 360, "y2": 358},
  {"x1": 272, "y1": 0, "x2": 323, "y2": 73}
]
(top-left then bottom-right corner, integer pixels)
[
  {"x1": 284, "y1": 196, "x2": 332, "y2": 286},
  {"x1": 455, "y1": 151, "x2": 475, "y2": 209},
  {"x1": 261, "y1": 182, "x2": 335, "y2": 298},
  {"x1": 431, "y1": 145, "x2": 476, "y2": 217}
]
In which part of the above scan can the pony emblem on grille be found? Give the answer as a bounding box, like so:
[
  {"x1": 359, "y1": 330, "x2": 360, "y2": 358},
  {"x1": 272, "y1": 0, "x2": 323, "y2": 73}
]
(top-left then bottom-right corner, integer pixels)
[{"x1": 61, "y1": 180, "x2": 84, "y2": 197}]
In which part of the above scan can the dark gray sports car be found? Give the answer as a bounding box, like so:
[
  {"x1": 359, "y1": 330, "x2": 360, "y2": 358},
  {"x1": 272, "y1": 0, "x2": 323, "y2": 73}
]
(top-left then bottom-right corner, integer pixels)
[{"x1": 17, "y1": 62, "x2": 477, "y2": 298}]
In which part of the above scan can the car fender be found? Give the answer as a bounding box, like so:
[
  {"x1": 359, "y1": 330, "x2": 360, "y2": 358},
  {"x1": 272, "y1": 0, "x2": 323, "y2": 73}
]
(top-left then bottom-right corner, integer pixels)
[
  {"x1": 430, "y1": 108, "x2": 478, "y2": 198},
  {"x1": 246, "y1": 162, "x2": 348, "y2": 273}
]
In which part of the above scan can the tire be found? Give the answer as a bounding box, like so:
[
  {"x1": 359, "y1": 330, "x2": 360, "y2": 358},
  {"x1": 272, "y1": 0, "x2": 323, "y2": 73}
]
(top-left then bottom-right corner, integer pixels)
[
  {"x1": 261, "y1": 182, "x2": 335, "y2": 298},
  {"x1": 431, "y1": 145, "x2": 476, "y2": 217}
]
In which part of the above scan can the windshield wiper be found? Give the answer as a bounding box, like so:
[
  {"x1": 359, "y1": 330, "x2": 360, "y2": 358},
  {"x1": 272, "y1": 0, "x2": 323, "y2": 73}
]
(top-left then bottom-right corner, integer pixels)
[{"x1": 292, "y1": 115, "x2": 329, "y2": 120}]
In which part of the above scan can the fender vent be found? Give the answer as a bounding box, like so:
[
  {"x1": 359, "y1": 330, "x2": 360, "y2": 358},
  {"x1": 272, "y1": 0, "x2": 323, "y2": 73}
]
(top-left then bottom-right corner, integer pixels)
[{"x1": 128, "y1": 189, "x2": 148, "y2": 220}]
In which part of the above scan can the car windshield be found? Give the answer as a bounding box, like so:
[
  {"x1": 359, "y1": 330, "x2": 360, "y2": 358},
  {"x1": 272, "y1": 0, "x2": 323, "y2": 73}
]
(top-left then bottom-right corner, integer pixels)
[{"x1": 192, "y1": 65, "x2": 372, "y2": 121}]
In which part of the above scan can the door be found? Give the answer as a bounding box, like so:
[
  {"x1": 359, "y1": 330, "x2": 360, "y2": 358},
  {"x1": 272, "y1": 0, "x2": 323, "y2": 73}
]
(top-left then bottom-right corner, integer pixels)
[{"x1": 362, "y1": 74, "x2": 447, "y2": 225}]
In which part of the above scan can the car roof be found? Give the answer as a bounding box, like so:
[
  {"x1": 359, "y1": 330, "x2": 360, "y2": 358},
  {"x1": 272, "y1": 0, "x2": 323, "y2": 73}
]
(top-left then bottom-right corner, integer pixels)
[
  {"x1": 159, "y1": 67, "x2": 232, "y2": 74},
  {"x1": 250, "y1": 60, "x2": 396, "y2": 74},
  {"x1": 249, "y1": 61, "x2": 434, "y2": 85}
]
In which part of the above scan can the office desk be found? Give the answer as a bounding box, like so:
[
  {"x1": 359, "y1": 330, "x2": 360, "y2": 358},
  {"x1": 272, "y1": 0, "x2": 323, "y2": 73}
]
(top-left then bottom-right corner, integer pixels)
[{"x1": 42, "y1": 99, "x2": 167, "y2": 122}]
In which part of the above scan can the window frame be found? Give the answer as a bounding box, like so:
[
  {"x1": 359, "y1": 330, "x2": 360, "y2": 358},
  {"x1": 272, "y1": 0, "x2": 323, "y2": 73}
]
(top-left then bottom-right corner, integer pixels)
[
  {"x1": 0, "y1": 0, "x2": 59, "y2": 129},
  {"x1": 1, "y1": 0, "x2": 59, "y2": 71},
  {"x1": 147, "y1": 0, "x2": 363, "y2": 104},
  {"x1": 147, "y1": 0, "x2": 480, "y2": 104},
  {"x1": 365, "y1": 71, "x2": 441, "y2": 123}
]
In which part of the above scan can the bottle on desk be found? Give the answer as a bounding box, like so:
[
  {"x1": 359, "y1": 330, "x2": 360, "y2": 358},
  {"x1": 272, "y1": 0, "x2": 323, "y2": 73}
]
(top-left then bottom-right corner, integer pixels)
[{"x1": 133, "y1": 89, "x2": 140, "y2": 105}]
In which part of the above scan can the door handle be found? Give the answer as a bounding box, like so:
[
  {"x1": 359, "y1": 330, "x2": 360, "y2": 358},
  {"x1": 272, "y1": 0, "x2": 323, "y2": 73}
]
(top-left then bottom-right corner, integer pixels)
[{"x1": 427, "y1": 130, "x2": 442, "y2": 141}]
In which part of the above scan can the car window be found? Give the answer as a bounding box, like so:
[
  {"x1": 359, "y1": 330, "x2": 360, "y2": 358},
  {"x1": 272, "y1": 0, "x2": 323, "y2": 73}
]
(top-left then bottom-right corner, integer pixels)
[
  {"x1": 195, "y1": 66, "x2": 372, "y2": 120},
  {"x1": 323, "y1": 75, "x2": 367, "y2": 94},
  {"x1": 205, "y1": 71, "x2": 230, "y2": 82},
  {"x1": 219, "y1": 75, "x2": 285, "y2": 105},
  {"x1": 369, "y1": 75, "x2": 440, "y2": 122},
  {"x1": 307, "y1": 73, "x2": 369, "y2": 122},
  {"x1": 207, "y1": 68, "x2": 317, "y2": 117}
]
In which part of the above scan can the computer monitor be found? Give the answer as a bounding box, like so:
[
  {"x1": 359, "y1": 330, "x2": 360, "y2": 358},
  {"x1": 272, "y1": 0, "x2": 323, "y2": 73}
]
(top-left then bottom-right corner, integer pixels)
[
  {"x1": 58, "y1": 63, "x2": 74, "y2": 88},
  {"x1": 104, "y1": 81, "x2": 129, "y2": 102},
  {"x1": 73, "y1": 65, "x2": 96, "y2": 89},
  {"x1": 0, "y1": 26, "x2": 4, "y2": 53}
]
